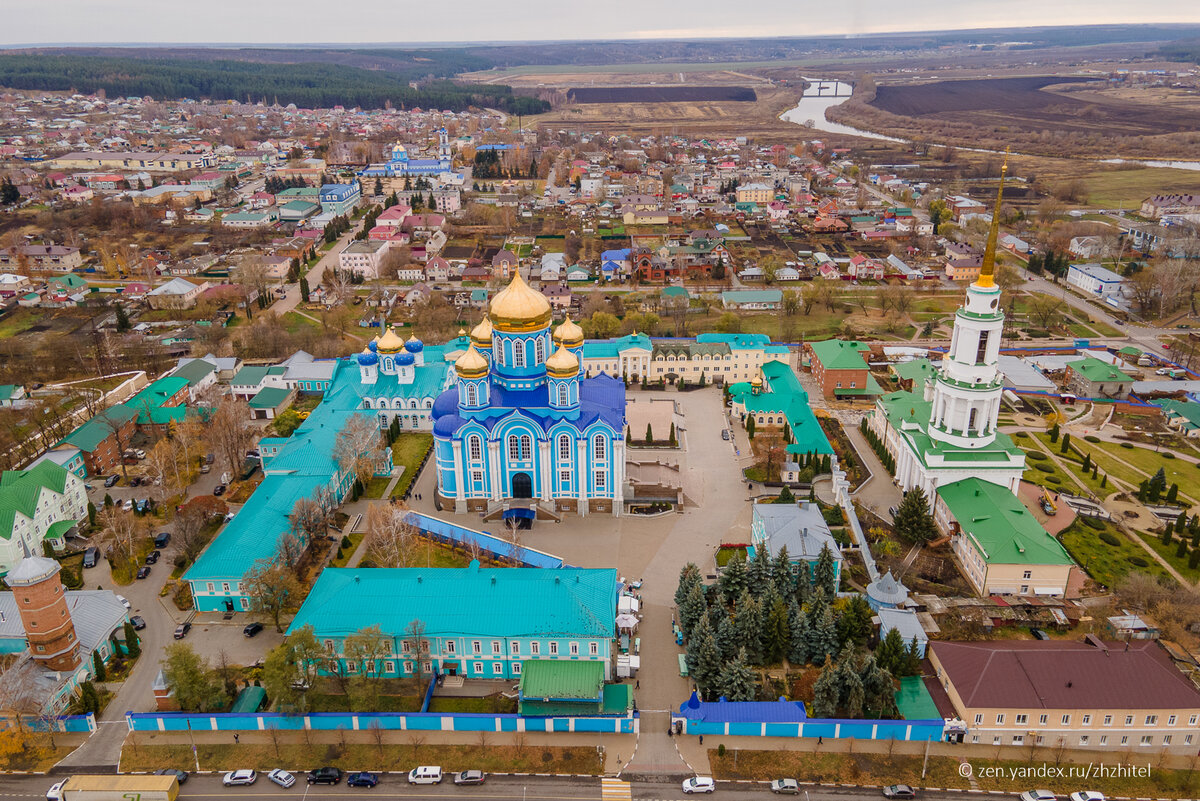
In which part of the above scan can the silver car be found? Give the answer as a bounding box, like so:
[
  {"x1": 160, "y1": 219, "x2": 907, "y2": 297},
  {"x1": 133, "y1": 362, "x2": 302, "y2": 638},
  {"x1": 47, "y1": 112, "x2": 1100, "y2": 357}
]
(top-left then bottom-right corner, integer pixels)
[
  {"x1": 223, "y1": 770, "x2": 257, "y2": 787},
  {"x1": 268, "y1": 769, "x2": 296, "y2": 789}
]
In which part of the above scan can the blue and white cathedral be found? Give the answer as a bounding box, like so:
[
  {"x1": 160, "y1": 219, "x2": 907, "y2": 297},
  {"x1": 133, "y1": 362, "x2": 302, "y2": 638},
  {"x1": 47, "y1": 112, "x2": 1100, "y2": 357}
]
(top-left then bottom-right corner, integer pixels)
[{"x1": 432, "y1": 272, "x2": 627, "y2": 516}]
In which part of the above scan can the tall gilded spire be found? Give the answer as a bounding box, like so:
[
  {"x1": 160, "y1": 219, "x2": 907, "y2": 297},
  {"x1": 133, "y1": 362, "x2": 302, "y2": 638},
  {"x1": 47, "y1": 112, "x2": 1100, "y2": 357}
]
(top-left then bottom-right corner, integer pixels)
[{"x1": 975, "y1": 148, "x2": 1009, "y2": 289}]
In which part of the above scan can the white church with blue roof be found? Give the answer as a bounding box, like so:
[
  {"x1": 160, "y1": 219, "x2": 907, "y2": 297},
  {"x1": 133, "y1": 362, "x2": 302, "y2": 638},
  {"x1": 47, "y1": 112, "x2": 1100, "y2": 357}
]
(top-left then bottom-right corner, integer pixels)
[{"x1": 432, "y1": 272, "x2": 627, "y2": 517}]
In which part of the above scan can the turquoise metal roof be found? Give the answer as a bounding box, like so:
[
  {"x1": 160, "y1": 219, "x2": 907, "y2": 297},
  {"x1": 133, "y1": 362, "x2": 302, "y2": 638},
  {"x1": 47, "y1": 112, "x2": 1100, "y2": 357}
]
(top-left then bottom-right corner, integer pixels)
[{"x1": 288, "y1": 564, "x2": 619, "y2": 640}]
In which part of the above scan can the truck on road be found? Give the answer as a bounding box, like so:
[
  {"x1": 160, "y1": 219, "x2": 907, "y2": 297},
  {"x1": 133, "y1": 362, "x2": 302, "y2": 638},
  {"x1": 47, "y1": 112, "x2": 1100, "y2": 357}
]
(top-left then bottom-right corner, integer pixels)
[{"x1": 56, "y1": 775, "x2": 179, "y2": 801}]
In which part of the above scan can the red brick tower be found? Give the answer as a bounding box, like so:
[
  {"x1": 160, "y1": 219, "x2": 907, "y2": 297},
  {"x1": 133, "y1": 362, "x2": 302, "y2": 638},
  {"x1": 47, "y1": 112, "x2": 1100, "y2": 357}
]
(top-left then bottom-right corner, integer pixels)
[{"x1": 4, "y1": 556, "x2": 81, "y2": 672}]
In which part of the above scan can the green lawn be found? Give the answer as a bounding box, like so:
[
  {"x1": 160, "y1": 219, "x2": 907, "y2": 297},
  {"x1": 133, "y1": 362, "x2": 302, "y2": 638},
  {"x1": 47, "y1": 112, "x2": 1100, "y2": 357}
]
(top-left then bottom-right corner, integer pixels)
[
  {"x1": 1059, "y1": 519, "x2": 1170, "y2": 589},
  {"x1": 1077, "y1": 166, "x2": 1200, "y2": 209},
  {"x1": 282, "y1": 311, "x2": 322, "y2": 335},
  {"x1": 1027, "y1": 432, "x2": 1108, "y2": 496},
  {"x1": 390, "y1": 433, "x2": 433, "y2": 498},
  {"x1": 1137, "y1": 530, "x2": 1200, "y2": 582},
  {"x1": 363, "y1": 476, "x2": 391, "y2": 499},
  {"x1": 0, "y1": 307, "x2": 46, "y2": 338},
  {"x1": 330, "y1": 530, "x2": 365, "y2": 568},
  {"x1": 1087, "y1": 439, "x2": 1200, "y2": 505}
]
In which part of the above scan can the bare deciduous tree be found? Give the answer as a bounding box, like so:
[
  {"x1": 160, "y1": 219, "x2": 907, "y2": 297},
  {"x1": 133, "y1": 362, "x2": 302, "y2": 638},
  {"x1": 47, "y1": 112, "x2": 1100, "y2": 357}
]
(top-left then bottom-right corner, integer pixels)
[
  {"x1": 365, "y1": 503, "x2": 418, "y2": 568},
  {"x1": 333, "y1": 412, "x2": 386, "y2": 486},
  {"x1": 208, "y1": 395, "x2": 255, "y2": 475}
]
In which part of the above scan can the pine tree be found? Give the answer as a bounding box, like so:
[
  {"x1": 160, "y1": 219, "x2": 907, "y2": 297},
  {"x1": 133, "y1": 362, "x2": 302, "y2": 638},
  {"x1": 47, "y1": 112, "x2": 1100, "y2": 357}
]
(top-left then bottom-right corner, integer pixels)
[
  {"x1": 777, "y1": 486, "x2": 795, "y2": 505},
  {"x1": 645, "y1": 423, "x2": 654, "y2": 445},
  {"x1": 788, "y1": 601, "x2": 810, "y2": 664},
  {"x1": 1082, "y1": 453, "x2": 1091, "y2": 472},
  {"x1": 793, "y1": 562, "x2": 812, "y2": 606},
  {"x1": 811, "y1": 661, "x2": 839, "y2": 718},
  {"x1": 1060, "y1": 432, "x2": 1071, "y2": 454},
  {"x1": 679, "y1": 582, "x2": 707, "y2": 641},
  {"x1": 1148, "y1": 468, "x2": 1167, "y2": 503},
  {"x1": 719, "y1": 552, "x2": 748, "y2": 605},
  {"x1": 859, "y1": 654, "x2": 898, "y2": 718},
  {"x1": 92, "y1": 650, "x2": 107, "y2": 682},
  {"x1": 874, "y1": 626, "x2": 905, "y2": 676},
  {"x1": 115, "y1": 304, "x2": 130, "y2": 332},
  {"x1": 669, "y1": 422, "x2": 677, "y2": 446},
  {"x1": 763, "y1": 596, "x2": 790, "y2": 664},
  {"x1": 694, "y1": 626, "x2": 723, "y2": 699},
  {"x1": 894, "y1": 488, "x2": 937, "y2": 543},
  {"x1": 1178, "y1": 539, "x2": 1190, "y2": 559},
  {"x1": 808, "y1": 605, "x2": 838, "y2": 666},
  {"x1": 687, "y1": 613, "x2": 716, "y2": 691},
  {"x1": 675, "y1": 563, "x2": 702, "y2": 609},
  {"x1": 836, "y1": 595, "x2": 872, "y2": 647},
  {"x1": 717, "y1": 648, "x2": 757, "y2": 702},
  {"x1": 1190, "y1": 550, "x2": 1200, "y2": 571},
  {"x1": 748, "y1": 544, "x2": 772, "y2": 596},
  {"x1": 1176, "y1": 512, "x2": 1188, "y2": 535},
  {"x1": 746, "y1": 416, "x2": 756, "y2": 439},
  {"x1": 300, "y1": 276, "x2": 310, "y2": 302},
  {"x1": 836, "y1": 654, "x2": 865, "y2": 718},
  {"x1": 715, "y1": 615, "x2": 737, "y2": 663},
  {"x1": 733, "y1": 590, "x2": 763, "y2": 664},
  {"x1": 1167, "y1": 483, "x2": 1179, "y2": 504},
  {"x1": 814, "y1": 544, "x2": 838, "y2": 598},
  {"x1": 1049, "y1": 422, "x2": 1060, "y2": 443},
  {"x1": 1161, "y1": 525, "x2": 1173, "y2": 546},
  {"x1": 124, "y1": 621, "x2": 140, "y2": 659},
  {"x1": 1138, "y1": 480, "x2": 1149, "y2": 503},
  {"x1": 771, "y1": 546, "x2": 792, "y2": 597},
  {"x1": 1100, "y1": 474, "x2": 1107, "y2": 489}
]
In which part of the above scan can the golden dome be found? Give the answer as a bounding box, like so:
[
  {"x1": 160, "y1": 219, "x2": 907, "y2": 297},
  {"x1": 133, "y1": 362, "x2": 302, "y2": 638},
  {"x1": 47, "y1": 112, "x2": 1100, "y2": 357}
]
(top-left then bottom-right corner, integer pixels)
[
  {"x1": 455, "y1": 344, "x2": 489, "y2": 379},
  {"x1": 470, "y1": 316, "x2": 493, "y2": 346},
  {"x1": 751, "y1": 371, "x2": 763, "y2": 387},
  {"x1": 458, "y1": 327, "x2": 467, "y2": 337},
  {"x1": 377, "y1": 326, "x2": 405, "y2": 354},
  {"x1": 489, "y1": 271, "x2": 551, "y2": 332},
  {"x1": 546, "y1": 344, "x2": 580, "y2": 378},
  {"x1": 553, "y1": 315, "x2": 585, "y2": 347}
]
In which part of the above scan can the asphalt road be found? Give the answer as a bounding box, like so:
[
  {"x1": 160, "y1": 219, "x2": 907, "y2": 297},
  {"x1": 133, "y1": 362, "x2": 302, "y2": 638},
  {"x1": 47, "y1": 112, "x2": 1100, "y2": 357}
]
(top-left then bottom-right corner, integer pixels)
[{"x1": 0, "y1": 775, "x2": 1000, "y2": 801}]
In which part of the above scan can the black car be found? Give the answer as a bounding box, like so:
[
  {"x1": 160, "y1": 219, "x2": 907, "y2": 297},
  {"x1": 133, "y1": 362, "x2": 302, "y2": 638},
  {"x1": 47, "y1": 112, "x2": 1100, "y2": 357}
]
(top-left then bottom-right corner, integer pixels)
[
  {"x1": 174, "y1": 622, "x2": 191, "y2": 639},
  {"x1": 243, "y1": 622, "x2": 263, "y2": 638},
  {"x1": 129, "y1": 477, "x2": 142, "y2": 487},
  {"x1": 130, "y1": 616, "x2": 146, "y2": 630},
  {"x1": 347, "y1": 773, "x2": 379, "y2": 788},
  {"x1": 155, "y1": 768, "x2": 189, "y2": 785},
  {"x1": 104, "y1": 475, "x2": 119, "y2": 488},
  {"x1": 145, "y1": 550, "x2": 160, "y2": 565},
  {"x1": 213, "y1": 484, "x2": 227, "y2": 496},
  {"x1": 136, "y1": 566, "x2": 152, "y2": 579},
  {"x1": 154, "y1": 532, "x2": 171, "y2": 548},
  {"x1": 308, "y1": 767, "x2": 342, "y2": 785},
  {"x1": 82, "y1": 547, "x2": 99, "y2": 569}
]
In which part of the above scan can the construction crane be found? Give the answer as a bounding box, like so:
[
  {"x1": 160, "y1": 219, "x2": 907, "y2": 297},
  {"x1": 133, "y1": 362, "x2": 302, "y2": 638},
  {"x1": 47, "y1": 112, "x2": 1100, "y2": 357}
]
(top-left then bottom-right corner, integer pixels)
[{"x1": 1041, "y1": 488, "x2": 1057, "y2": 516}]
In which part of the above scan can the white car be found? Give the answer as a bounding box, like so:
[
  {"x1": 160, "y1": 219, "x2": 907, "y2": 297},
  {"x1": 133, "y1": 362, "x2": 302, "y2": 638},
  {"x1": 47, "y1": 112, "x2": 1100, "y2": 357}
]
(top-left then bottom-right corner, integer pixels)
[
  {"x1": 223, "y1": 770, "x2": 257, "y2": 786},
  {"x1": 123, "y1": 499, "x2": 134, "y2": 511},
  {"x1": 1020, "y1": 792, "x2": 1056, "y2": 801},
  {"x1": 268, "y1": 769, "x2": 296, "y2": 788},
  {"x1": 1070, "y1": 794, "x2": 1105, "y2": 801},
  {"x1": 116, "y1": 595, "x2": 130, "y2": 609},
  {"x1": 46, "y1": 781, "x2": 66, "y2": 801},
  {"x1": 683, "y1": 777, "x2": 715, "y2": 794}
]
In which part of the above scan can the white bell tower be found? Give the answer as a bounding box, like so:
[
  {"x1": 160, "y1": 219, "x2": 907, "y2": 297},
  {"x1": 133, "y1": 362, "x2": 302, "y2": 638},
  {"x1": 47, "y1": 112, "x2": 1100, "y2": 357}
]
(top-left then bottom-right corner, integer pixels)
[{"x1": 927, "y1": 154, "x2": 1009, "y2": 450}]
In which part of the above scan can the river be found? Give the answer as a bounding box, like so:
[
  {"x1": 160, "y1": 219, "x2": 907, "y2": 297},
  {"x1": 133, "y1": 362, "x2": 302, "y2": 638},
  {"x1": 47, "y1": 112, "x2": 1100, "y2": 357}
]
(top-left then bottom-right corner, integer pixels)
[{"x1": 780, "y1": 78, "x2": 1200, "y2": 170}]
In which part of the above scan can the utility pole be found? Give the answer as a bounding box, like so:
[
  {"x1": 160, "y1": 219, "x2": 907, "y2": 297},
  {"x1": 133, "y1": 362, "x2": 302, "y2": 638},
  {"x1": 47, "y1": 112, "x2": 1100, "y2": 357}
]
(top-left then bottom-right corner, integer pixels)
[{"x1": 186, "y1": 719, "x2": 200, "y2": 772}]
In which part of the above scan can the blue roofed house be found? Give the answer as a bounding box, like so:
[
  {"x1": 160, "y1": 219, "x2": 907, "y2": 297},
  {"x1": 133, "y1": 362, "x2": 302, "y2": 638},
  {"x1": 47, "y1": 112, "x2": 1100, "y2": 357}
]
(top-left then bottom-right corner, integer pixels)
[
  {"x1": 877, "y1": 607, "x2": 928, "y2": 657},
  {"x1": 319, "y1": 183, "x2": 362, "y2": 216},
  {"x1": 750, "y1": 501, "x2": 842, "y2": 584},
  {"x1": 287, "y1": 563, "x2": 619, "y2": 681}
]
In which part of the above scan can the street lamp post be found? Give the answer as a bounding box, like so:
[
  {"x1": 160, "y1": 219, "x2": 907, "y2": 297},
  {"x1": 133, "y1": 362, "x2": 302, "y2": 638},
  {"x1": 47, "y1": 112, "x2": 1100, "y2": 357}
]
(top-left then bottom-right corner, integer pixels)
[{"x1": 185, "y1": 719, "x2": 200, "y2": 772}]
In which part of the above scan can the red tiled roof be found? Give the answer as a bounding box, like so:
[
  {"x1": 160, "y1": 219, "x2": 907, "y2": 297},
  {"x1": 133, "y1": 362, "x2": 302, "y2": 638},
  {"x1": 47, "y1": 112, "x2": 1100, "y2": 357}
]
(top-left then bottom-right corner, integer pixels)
[{"x1": 931, "y1": 640, "x2": 1200, "y2": 711}]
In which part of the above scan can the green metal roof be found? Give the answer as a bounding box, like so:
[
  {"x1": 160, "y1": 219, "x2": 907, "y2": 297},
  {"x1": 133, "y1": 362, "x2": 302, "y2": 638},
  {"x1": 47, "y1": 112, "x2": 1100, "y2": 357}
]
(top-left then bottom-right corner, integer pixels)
[
  {"x1": 45, "y1": 519, "x2": 76, "y2": 539},
  {"x1": 661, "y1": 286, "x2": 689, "y2": 299},
  {"x1": 877, "y1": 389, "x2": 1023, "y2": 467},
  {"x1": 231, "y1": 686, "x2": 266, "y2": 713},
  {"x1": 60, "y1": 405, "x2": 136, "y2": 452},
  {"x1": 936, "y1": 477, "x2": 1073, "y2": 567},
  {"x1": 0, "y1": 462, "x2": 74, "y2": 540},
  {"x1": 230, "y1": 365, "x2": 285, "y2": 386},
  {"x1": 732, "y1": 360, "x2": 832, "y2": 455},
  {"x1": 1067, "y1": 356, "x2": 1133, "y2": 384},
  {"x1": 1155, "y1": 399, "x2": 1200, "y2": 431},
  {"x1": 171, "y1": 359, "x2": 216, "y2": 387},
  {"x1": 288, "y1": 564, "x2": 618, "y2": 640},
  {"x1": 809, "y1": 339, "x2": 871, "y2": 371},
  {"x1": 519, "y1": 659, "x2": 604, "y2": 701},
  {"x1": 893, "y1": 358, "x2": 936, "y2": 384},
  {"x1": 721, "y1": 289, "x2": 782, "y2": 304},
  {"x1": 1118, "y1": 346, "x2": 1141, "y2": 356},
  {"x1": 249, "y1": 386, "x2": 292, "y2": 409}
]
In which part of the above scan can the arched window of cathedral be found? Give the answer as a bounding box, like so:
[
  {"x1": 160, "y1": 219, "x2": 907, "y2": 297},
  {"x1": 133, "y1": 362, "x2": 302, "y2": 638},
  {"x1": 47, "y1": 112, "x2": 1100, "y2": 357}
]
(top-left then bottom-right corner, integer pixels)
[
  {"x1": 594, "y1": 434, "x2": 606, "y2": 461},
  {"x1": 425, "y1": 399, "x2": 433, "y2": 408},
  {"x1": 513, "y1": 339, "x2": 525, "y2": 367},
  {"x1": 508, "y1": 436, "x2": 520, "y2": 460},
  {"x1": 410, "y1": 399, "x2": 418, "y2": 409},
  {"x1": 558, "y1": 434, "x2": 571, "y2": 460},
  {"x1": 469, "y1": 435, "x2": 482, "y2": 461},
  {"x1": 557, "y1": 382, "x2": 568, "y2": 406},
  {"x1": 466, "y1": 383, "x2": 477, "y2": 406},
  {"x1": 520, "y1": 435, "x2": 532, "y2": 460},
  {"x1": 364, "y1": 399, "x2": 373, "y2": 409},
  {"x1": 385, "y1": 358, "x2": 393, "y2": 371},
  {"x1": 536, "y1": 336, "x2": 545, "y2": 364}
]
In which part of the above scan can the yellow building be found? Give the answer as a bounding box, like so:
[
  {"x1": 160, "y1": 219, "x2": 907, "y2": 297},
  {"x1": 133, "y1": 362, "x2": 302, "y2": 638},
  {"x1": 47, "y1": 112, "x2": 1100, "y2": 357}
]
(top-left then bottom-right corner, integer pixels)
[
  {"x1": 929, "y1": 640, "x2": 1200, "y2": 753},
  {"x1": 735, "y1": 183, "x2": 773, "y2": 205}
]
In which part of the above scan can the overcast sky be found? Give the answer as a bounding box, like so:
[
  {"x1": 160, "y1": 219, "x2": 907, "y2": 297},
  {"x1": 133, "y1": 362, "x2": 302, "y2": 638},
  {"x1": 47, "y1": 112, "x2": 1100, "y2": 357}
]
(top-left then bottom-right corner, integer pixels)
[{"x1": 4, "y1": 1, "x2": 1200, "y2": 46}]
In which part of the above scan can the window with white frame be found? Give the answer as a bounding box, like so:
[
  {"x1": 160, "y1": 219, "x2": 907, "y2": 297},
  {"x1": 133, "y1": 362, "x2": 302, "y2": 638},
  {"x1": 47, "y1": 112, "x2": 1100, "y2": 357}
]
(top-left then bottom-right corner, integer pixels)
[
  {"x1": 404, "y1": 661, "x2": 414, "y2": 673},
  {"x1": 1061, "y1": 714, "x2": 1070, "y2": 725},
  {"x1": 589, "y1": 642, "x2": 598, "y2": 656},
  {"x1": 559, "y1": 435, "x2": 571, "y2": 460},
  {"x1": 493, "y1": 662, "x2": 503, "y2": 675},
  {"x1": 514, "y1": 340, "x2": 525, "y2": 367},
  {"x1": 1039, "y1": 714, "x2": 1048, "y2": 725},
  {"x1": 472, "y1": 641, "x2": 481, "y2": 654},
  {"x1": 1146, "y1": 715, "x2": 1158, "y2": 726},
  {"x1": 974, "y1": 714, "x2": 983, "y2": 725},
  {"x1": 492, "y1": 640, "x2": 501, "y2": 654},
  {"x1": 520, "y1": 435, "x2": 531, "y2": 460},
  {"x1": 1103, "y1": 715, "x2": 1112, "y2": 725},
  {"x1": 1169, "y1": 715, "x2": 1177, "y2": 726},
  {"x1": 1100, "y1": 735, "x2": 1108, "y2": 746},
  {"x1": 466, "y1": 383, "x2": 478, "y2": 406},
  {"x1": 1164, "y1": 735, "x2": 1172, "y2": 745},
  {"x1": 1015, "y1": 714, "x2": 1028, "y2": 725},
  {"x1": 446, "y1": 641, "x2": 456, "y2": 654},
  {"x1": 1186, "y1": 735, "x2": 1194, "y2": 745},
  {"x1": 569, "y1": 642, "x2": 579, "y2": 656},
  {"x1": 1125, "y1": 716, "x2": 1134, "y2": 726},
  {"x1": 1140, "y1": 735, "x2": 1153, "y2": 746},
  {"x1": 513, "y1": 662, "x2": 521, "y2": 674},
  {"x1": 1081, "y1": 715, "x2": 1091, "y2": 725},
  {"x1": 1120, "y1": 736, "x2": 1129, "y2": 745},
  {"x1": 557, "y1": 383, "x2": 569, "y2": 406},
  {"x1": 536, "y1": 337, "x2": 545, "y2": 364},
  {"x1": 508, "y1": 436, "x2": 520, "y2": 460},
  {"x1": 469, "y1": 435, "x2": 482, "y2": 460},
  {"x1": 473, "y1": 662, "x2": 483, "y2": 674},
  {"x1": 530, "y1": 642, "x2": 540, "y2": 655},
  {"x1": 594, "y1": 434, "x2": 606, "y2": 460},
  {"x1": 549, "y1": 642, "x2": 558, "y2": 655},
  {"x1": 511, "y1": 641, "x2": 520, "y2": 655},
  {"x1": 472, "y1": 470, "x2": 483, "y2": 483},
  {"x1": 560, "y1": 469, "x2": 571, "y2": 488},
  {"x1": 1079, "y1": 735, "x2": 1089, "y2": 745},
  {"x1": 996, "y1": 714, "x2": 1005, "y2": 725},
  {"x1": 1012, "y1": 735, "x2": 1024, "y2": 745},
  {"x1": 596, "y1": 471, "x2": 606, "y2": 491}
]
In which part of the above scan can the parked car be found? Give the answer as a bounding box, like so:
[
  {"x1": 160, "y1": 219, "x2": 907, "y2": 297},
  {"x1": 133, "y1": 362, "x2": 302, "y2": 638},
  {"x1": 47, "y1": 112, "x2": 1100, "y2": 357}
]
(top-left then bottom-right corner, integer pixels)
[
  {"x1": 454, "y1": 771, "x2": 486, "y2": 786},
  {"x1": 174, "y1": 622, "x2": 191, "y2": 639},
  {"x1": 683, "y1": 777, "x2": 715, "y2": 794},
  {"x1": 721, "y1": 429, "x2": 730, "y2": 440},
  {"x1": 116, "y1": 594, "x2": 130, "y2": 609},
  {"x1": 1069, "y1": 794, "x2": 1105, "y2": 801},
  {"x1": 347, "y1": 773, "x2": 379, "y2": 788},
  {"x1": 134, "y1": 449, "x2": 146, "y2": 459},
  {"x1": 136, "y1": 566, "x2": 151, "y2": 579},
  {"x1": 408, "y1": 766, "x2": 443, "y2": 785},
  {"x1": 154, "y1": 532, "x2": 171, "y2": 548},
  {"x1": 308, "y1": 767, "x2": 343, "y2": 785},
  {"x1": 104, "y1": 475, "x2": 119, "y2": 488},
  {"x1": 770, "y1": 779, "x2": 799, "y2": 794},
  {"x1": 145, "y1": 550, "x2": 160, "y2": 565},
  {"x1": 46, "y1": 781, "x2": 66, "y2": 801},
  {"x1": 129, "y1": 476, "x2": 142, "y2": 487},
  {"x1": 243, "y1": 622, "x2": 263, "y2": 637},
  {"x1": 223, "y1": 770, "x2": 257, "y2": 786},
  {"x1": 1030, "y1": 628, "x2": 1049, "y2": 640},
  {"x1": 213, "y1": 484, "x2": 227, "y2": 496},
  {"x1": 883, "y1": 786, "x2": 916, "y2": 799},
  {"x1": 268, "y1": 769, "x2": 296, "y2": 789},
  {"x1": 122, "y1": 499, "x2": 134, "y2": 511},
  {"x1": 130, "y1": 615, "x2": 146, "y2": 630},
  {"x1": 1020, "y1": 792, "x2": 1057, "y2": 801},
  {"x1": 82, "y1": 547, "x2": 99, "y2": 568},
  {"x1": 155, "y1": 769, "x2": 188, "y2": 785}
]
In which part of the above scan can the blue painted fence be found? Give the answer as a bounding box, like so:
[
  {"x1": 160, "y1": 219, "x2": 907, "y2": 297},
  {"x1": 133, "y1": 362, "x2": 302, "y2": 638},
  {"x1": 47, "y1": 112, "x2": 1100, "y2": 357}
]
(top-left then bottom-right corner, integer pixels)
[
  {"x1": 673, "y1": 715, "x2": 944, "y2": 742},
  {"x1": 403, "y1": 512, "x2": 566, "y2": 569},
  {"x1": 126, "y1": 710, "x2": 637, "y2": 735},
  {"x1": 0, "y1": 712, "x2": 96, "y2": 733}
]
